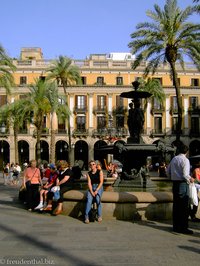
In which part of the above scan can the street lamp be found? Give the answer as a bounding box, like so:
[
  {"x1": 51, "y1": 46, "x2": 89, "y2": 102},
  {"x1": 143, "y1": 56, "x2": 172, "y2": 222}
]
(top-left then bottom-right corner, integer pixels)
[{"x1": 0, "y1": 123, "x2": 6, "y2": 134}]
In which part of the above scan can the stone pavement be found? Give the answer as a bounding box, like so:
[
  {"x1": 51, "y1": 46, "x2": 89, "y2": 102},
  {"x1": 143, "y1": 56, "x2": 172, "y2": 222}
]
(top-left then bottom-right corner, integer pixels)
[{"x1": 0, "y1": 174, "x2": 200, "y2": 266}]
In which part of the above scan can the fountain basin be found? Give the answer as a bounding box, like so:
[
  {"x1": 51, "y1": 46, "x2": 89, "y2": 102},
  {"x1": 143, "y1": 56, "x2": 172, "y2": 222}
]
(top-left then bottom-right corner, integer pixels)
[{"x1": 62, "y1": 190, "x2": 173, "y2": 221}]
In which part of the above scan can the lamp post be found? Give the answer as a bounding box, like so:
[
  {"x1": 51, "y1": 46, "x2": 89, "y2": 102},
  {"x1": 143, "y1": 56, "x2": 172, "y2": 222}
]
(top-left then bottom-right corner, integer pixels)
[{"x1": 0, "y1": 123, "x2": 6, "y2": 134}]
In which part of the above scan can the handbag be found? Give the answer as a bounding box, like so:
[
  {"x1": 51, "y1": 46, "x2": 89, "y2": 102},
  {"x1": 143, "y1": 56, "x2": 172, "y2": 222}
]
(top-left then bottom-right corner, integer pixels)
[
  {"x1": 51, "y1": 186, "x2": 60, "y2": 201},
  {"x1": 189, "y1": 183, "x2": 198, "y2": 206},
  {"x1": 25, "y1": 180, "x2": 32, "y2": 189}
]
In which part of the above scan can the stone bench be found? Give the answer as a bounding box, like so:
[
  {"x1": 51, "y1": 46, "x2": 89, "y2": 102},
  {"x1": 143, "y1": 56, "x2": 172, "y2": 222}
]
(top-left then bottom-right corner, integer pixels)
[{"x1": 62, "y1": 190, "x2": 173, "y2": 221}]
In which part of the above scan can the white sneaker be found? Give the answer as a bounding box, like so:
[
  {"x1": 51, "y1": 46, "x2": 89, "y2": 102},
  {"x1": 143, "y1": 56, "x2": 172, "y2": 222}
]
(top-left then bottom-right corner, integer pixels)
[
  {"x1": 34, "y1": 203, "x2": 44, "y2": 210},
  {"x1": 40, "y1": 202, "x2": 47, "y2": 211}
]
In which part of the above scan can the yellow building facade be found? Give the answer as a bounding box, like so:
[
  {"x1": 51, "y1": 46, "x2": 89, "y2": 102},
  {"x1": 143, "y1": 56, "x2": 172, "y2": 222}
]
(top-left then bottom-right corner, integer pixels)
[{"x1": 0, "y1": 48, "x2": 200, "y2": 169}]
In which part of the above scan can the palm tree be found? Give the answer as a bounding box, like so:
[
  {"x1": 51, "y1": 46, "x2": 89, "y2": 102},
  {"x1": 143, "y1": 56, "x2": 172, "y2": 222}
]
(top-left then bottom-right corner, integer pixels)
[
  {"x1": 193, "y1": 0, "x2": 200, "y2": 12},
  {"x1": 137, "y1": 78, "x2": 165, "y2": 111},
  {"x1": 128, "y1": 0, "x2": 200, "y2": 142},
  {"x1": 46, "y1": 56, "x2": 81, "y2": 164},
  {"x1": 46, "y1": 81, "x2": 70, "y2": 163},
  {"x1": 0, "y1": 100, "x2": 26, "y2": 163},
  {"x1": 21, "y1": 79, "x2": 51, "y2": 162},
  {"x1": 0, "y1": 44, "x2": 16, "y2": 95}
]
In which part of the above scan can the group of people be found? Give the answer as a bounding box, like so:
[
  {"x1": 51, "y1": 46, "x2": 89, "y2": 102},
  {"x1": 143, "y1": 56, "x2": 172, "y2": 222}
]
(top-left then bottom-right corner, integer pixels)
[
  {"x1": 21, "y1": 159, "x2": 104, "y2": 222},
  {"x1": 15, "y1": 146, "x2": 200, "y2": 231},
  {"x1": 22, "y1": 160, "x2": 74, "y2": 215},
  {"x1": 3, "y1": 162, "x2": 21, "y2": 185}
]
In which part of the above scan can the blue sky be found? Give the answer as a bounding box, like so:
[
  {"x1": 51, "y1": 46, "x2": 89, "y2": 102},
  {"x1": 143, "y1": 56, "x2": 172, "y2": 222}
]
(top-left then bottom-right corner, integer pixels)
[{"x1": 0, "y1": 0, "x2": 198, "y2": 59}]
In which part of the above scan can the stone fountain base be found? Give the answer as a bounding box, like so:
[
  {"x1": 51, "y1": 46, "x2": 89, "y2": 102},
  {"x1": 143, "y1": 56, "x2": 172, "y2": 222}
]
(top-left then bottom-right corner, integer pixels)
[{"x1": 62, "y1": 190, "x2": 173, "y2": 221}]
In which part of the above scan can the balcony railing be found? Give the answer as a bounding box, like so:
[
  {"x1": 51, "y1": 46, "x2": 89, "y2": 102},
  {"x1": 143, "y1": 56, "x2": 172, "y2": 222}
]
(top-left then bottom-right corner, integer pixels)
[
  {"x1": 151, "y1": 107, "x2": 165, "y2": 115},
  {"x1": 73, "y1": 107, "x2": 87, "y2": 114},
  {"x1": 92, "y1": 127, "x2": 128, "y2": 138},
  {"x1": 170, "y1": 107, "x2": 178, "y2": 115},
  {"x1": 150, "y1": 129, "x2": 166, "y2": 137},
  {"x1": 56, "y1": 129, "x2": 67, "y2": 134},
  {"x1": 112, "y1": 106, "x2": 127, "y2": 115},
  {"x1": 93, "y1": 106, "x2": 107, "y2": 114},
  {"x1": 33, "y1": 128, "x2": 49, "y2": 137},
  {"x1": 72, "y1": 129, "x2": 89, "y2": 137},
  {"x1": 188, "y1": 106, "x2": 200, "y2": 115},
  {"x1": 18, "y1": 129, "x2": 28, "y2": 134}
]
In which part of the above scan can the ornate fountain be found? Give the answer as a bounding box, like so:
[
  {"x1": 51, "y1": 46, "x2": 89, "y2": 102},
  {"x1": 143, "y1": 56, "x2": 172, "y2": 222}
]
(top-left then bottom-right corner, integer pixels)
[{"x1": 98, "y1": 81, "x2": 175, "y2": 188}]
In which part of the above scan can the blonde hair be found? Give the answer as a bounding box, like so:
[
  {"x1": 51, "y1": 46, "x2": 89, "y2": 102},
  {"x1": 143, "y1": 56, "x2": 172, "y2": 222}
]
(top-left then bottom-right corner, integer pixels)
[{"x1": 59, "y1": 160, "x2": 69, "y2": 169}]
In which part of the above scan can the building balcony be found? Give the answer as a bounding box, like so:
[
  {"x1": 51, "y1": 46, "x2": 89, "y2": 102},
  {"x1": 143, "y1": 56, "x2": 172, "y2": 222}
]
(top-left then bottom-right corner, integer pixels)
[
  {"x1": 73, "y1": 107, "x2": 87, "y2": 114},
  {"x1": 41, "y1": 128, "x2": 49, "y2": 136},
  {"x1": 188, "y1": 106, "x2": 200, "y2": 115},
  {"x1": 56, "y1": 128, "x2": 68, "y2": 135},
  {"x1": 150, "y1": 129, "x2": 166, "y2": 137},
  {"x1": 93, "y1": 106, "x2": 107, "y2": 114},
  {"x1": 112, "y1": 106, "x2": 127, "y2": 115},
  {"x1": 33, "y1": 128, "x2": 49, "y2": 138},
  {"x1": 72, "y1": 129, "x2": 89, "y2": 138},
  {"x1": 169, "y1": 108, "x2": 178, "y2": 115},
  {"x1": 151, "y1": 107, "x2": 165, "y2": 115},
  {"x1": 118, "y1": 127, "x2": 129, "y2": 137},
  {"x1": 18, "y1": 129, "x2": 28, "y2": 134},
  {"x1": 92, "y1": 128, "x2": 108, "y2": 138},
  {"x1": 92, "y1": 127, "x2": 128, "y2": 138}
]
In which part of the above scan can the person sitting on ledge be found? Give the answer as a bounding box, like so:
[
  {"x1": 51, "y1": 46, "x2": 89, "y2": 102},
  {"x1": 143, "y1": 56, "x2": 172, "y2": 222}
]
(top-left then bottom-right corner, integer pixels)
[
  {"x1": 43, "y1": 161, "x2": 73, "y2": 215},
  {"x1": 84, "y1": 160, "x2": 104, "y2": 224},
  {"x1": 34, "y1": 163, "x2": 58, "y2": 211},
  {"x1": 107, "y1": 162, "x2": 118, "y2": 179}
]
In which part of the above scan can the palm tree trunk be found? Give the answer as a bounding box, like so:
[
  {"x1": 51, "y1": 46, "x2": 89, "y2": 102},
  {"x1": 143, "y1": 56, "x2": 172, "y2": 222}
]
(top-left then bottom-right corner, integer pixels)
[
  {"x1": 50, "y1": 129, "x2": 56, "y2": 163},
  {"x1": 14, "y1": 129, "x2": 18, "y2": 164},
  {"x1": 64, "y1": 90, "x2": 72, "y2": 165},
  {"x1": 170, "y1": 61, "x2": 182, "y2": 142},
  {"x1": 36, "y1": 130, "x2": 42, "y2": 164},
  {"x1": 50, "y1": 111, "x2": 57, "y2": 163}
]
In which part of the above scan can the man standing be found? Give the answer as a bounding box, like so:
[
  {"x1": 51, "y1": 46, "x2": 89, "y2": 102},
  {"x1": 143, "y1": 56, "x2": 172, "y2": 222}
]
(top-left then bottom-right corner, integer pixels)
[{"x1": 167, "y1": 144, "x2": 194, "y2": 234}]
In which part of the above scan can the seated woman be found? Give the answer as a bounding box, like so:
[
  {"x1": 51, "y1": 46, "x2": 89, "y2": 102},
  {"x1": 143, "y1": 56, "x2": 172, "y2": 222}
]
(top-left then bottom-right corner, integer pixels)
[
  {"x1": 84, "y1": 160, "x2": 104, "y2": 224},
  {"x1": 43, "y1": 161, "x2": 73, "y2": 215},
  {"x1": 107, "y1": 162, "x2": 118, "y2": 179},
  {"x1": 34, "y1": 163, "x2": 58, "y2": 210}
]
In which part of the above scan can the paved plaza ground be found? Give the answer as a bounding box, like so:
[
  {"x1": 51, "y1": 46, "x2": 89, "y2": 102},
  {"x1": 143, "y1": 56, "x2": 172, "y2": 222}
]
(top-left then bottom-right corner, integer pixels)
[{"x1": 0, "y1": 174, "x2": 200, "y2": 266}]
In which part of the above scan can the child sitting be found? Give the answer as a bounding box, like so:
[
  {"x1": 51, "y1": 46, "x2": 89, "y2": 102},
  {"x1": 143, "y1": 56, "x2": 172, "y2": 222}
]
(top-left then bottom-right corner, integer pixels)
[{"x1": 34, "y1": 163, "x2": 58, "y2": 210}]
